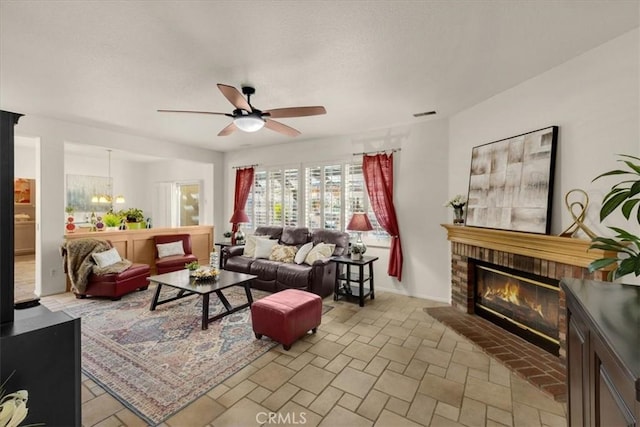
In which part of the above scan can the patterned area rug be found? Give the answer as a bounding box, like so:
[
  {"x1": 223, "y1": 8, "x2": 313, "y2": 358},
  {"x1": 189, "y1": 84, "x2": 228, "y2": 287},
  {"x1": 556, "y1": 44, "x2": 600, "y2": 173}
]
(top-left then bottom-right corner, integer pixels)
[{"x1": 65, "y1": 285, "x2": 279, "y2": 425}]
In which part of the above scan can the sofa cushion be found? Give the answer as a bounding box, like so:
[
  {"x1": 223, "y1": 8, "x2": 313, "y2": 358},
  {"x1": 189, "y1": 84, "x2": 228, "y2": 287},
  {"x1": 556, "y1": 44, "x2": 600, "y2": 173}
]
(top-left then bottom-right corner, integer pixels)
[
  {"x1": 254, "y1": 226, "x2": 284, "y2": 240},
  {"x1": 305, "y1": 243, "x2": 335, "y2": 265},
  {"x1": 280, "y1": 226, "x2": 310, "y2": 246},
  {"x1": 255, "y1": 238, "x2": 278, "y2": 259},
  {"x1": 276, "y1": 263, "x2": 313, "y2": 287},
  {"x1": 243, "y1": 235, "x2": 270, "y2": 258},
  {"x1": 294, "y1": 242, "x2": 313, "y2": 265},
  {"x1": 155, "y1": 254, "x2": 198, "y2": 269},
  {"x1": 156, "y1": 241, "x2": 185, "y2": 258},
  {"x1": 91, "y1": 247, "x2": 122, "y2": 268},
  {"x1": 250, "y1": 259, "x2": 280, "y2": 281},
  {"x1": 90, "y1": 262, "x2": 150, "y2": 283},
  {"x1": 311, "y1": 229, "x2": 349, "y2": 256},
  {"x1": 224, "y1": 255, "x2": 254, "y2": 273},
  {"x1": 269, "y1": 244, "x2": 297, "y2": 263}
]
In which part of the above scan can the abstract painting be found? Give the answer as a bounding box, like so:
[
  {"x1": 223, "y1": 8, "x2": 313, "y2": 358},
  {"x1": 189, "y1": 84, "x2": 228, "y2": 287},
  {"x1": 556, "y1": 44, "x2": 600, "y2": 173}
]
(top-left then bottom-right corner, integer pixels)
[{"x1": 465, "y1": 126, "x2": 558, "y2": 234}]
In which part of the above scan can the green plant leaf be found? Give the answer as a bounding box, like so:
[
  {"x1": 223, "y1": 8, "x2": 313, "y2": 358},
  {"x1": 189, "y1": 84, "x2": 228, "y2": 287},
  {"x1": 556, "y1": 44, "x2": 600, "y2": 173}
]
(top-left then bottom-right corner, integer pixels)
[
  {"x1": 621, "y1": 160, "x2": 640, "y2": 175},
  {"x1": 608, "y1": 227, "x2": 640, "y2": 246},
  {"x1": 629, "y1": 180, "x2": 640, "y2": 197},
  {"x1": 600, "y1": 191, "x2": 631, "y2": 221},
  {"x1": 621, "y1": 198, "x2": 640, "y2": 220},
  {"x1": 587, "y1": 257, "x2": 618, "y2": 273},
  {"x1": 616, "y1": 257, "x2": 640, "y2": 278},
  {"x1": 619, "y1": 153, "x2": 640, "y2": 162},
  {"x1": 592, "y1": 169, "x2": 632, "y2": 182}
]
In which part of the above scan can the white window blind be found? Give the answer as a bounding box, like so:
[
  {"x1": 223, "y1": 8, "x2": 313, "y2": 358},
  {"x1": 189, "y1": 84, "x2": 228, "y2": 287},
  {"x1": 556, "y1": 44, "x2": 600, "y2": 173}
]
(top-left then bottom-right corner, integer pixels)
[{"x1": 283, "y1": 169, "x2": 299, "y2": 226}]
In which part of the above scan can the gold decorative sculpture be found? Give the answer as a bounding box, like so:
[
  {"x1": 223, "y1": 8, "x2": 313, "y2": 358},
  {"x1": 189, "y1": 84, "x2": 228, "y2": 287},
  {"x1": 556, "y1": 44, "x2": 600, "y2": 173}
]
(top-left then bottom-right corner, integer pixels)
[{"x1": 559, "y1": 189, "x2": 598, "y2": 239}]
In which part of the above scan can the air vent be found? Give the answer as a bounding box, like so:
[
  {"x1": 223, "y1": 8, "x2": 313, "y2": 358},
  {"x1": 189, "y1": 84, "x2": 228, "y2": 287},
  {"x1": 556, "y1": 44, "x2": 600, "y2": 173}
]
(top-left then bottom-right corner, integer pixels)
[{"x1": 413, "y1": 111, "x2": 436, "y2": 118}]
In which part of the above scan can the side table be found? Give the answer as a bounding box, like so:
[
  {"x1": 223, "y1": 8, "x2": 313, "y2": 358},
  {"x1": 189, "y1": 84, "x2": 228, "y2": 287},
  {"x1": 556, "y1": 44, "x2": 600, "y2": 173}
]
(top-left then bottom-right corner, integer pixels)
[
  {"x1": 331, "y1": 255, "x2": 378, "y2": 307},
  {"x1": 214, "y1": 241, "x2": 235, "y2": 269}
]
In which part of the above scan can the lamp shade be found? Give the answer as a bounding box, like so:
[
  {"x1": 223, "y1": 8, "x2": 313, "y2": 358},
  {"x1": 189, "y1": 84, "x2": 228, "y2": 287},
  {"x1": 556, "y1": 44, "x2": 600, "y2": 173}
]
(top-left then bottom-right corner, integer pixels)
[
  {"x1": 347, "y1": 213, "x2": 373, "y2": 232},
  {"x1": 234, "y1": 116, "x2": 265, "y2": 133},
  {"x1": 229, "y1": 209, "x2": 250, "y2": 224}
]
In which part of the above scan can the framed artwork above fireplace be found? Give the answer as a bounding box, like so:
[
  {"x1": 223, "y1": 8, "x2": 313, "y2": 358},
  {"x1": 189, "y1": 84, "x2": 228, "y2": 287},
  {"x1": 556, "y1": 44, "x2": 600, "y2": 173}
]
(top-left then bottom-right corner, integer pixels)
[{"x1": 465, "y1": 126, "x2": 558, "y2": 234}]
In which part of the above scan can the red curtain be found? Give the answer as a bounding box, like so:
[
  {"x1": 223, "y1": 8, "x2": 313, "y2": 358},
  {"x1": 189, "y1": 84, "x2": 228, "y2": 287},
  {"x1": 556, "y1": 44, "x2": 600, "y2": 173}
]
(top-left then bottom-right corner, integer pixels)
[
  {"x1": 231, "y1": 167, "x2": 255, "y2": 240},
  {"x1": 363, "y1": 153, "x2": 403, "y2": 281}
]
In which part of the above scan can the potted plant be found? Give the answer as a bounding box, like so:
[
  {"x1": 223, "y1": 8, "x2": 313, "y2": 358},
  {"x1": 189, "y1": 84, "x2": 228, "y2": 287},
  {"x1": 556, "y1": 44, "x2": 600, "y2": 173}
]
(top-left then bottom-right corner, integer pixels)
[
  {"x1": 588, "y1": 154, "x2": 640, "y2": 280},
  {"x1": 445, "y1": 194, "x2": 467, "y2": 225},
  {"x1": 119, "y1": 208, "x2": 145, "y2": 230},
  {"x1": 350, "y1": 244, "x2": 363, "y2": 261},
  {"x1": 103, "y1": 211, "x2": 122, "y2": 231}
]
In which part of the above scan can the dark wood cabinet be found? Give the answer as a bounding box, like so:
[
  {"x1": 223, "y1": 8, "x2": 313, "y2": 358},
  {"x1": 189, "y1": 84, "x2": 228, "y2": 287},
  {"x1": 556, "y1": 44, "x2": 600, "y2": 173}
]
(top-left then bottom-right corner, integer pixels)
[
  {"x1": 1, "y1": 305, "x2": 82, "y2": 426},
  {"x1": 562, "y1": 278, "x2": 640, "y2": 427}
]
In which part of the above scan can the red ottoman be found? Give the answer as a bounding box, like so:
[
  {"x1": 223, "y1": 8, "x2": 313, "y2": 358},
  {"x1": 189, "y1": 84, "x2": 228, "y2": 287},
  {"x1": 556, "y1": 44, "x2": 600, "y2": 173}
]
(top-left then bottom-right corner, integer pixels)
[{"x1": 251, "y1": 289, "x2": 322, "y2": 350}]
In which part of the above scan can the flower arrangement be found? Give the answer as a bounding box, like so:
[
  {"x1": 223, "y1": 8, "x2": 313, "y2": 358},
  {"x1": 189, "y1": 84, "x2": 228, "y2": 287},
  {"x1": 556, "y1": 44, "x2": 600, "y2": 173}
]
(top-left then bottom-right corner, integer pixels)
[{"x1": 444, "y1": 195, "x2": 467, "y2": 209}]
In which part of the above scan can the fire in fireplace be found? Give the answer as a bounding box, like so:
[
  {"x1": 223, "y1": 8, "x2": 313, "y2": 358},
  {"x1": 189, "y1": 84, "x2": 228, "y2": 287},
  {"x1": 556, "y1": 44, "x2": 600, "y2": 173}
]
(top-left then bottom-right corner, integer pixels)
[{"x1": 474, "y1": 261, "x2": 560, "y2": 355}]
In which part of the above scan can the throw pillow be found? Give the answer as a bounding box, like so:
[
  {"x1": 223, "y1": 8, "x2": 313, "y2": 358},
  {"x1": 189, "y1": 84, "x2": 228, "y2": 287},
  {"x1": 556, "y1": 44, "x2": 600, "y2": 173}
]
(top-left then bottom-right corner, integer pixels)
[
  {"x1": 156, "y1": 241, "x2": 185, "y2": 258},
  {"x1": 254, "y1": 238, "x2": 278, "y2": 259},
  {"x1": 91, "y1": 247, "x2": 122, "y2": 268},
  {"x1": 304, "y1": 243, "x2": 336, "y2": 265},
  {"x1": 294, "y1": 241, "x2": 314, "y2": 264},
  {"x1": 243, "y1": 235, "x2": 269, "y2": 258},
  {"x1": 269, "y1": 244, "x2": 298, "y2": 263}
]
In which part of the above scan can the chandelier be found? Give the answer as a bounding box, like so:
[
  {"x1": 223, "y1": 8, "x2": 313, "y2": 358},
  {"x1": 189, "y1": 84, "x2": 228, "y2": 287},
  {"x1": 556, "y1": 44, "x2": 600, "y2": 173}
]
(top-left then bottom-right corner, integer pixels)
[{"x1": 91, "y1": 149, "x2": 125, "y2": 205}]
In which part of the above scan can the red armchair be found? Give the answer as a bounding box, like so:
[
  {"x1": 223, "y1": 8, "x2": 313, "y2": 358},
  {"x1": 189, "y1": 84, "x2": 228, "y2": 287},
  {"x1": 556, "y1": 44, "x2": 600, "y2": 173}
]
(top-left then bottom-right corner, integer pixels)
[
  {"x1": 154, "y1": 234, "x2": 198, "y2": 274},
  {"x1": 61, "y1": 239, "x2": 150, "y2": 301}
]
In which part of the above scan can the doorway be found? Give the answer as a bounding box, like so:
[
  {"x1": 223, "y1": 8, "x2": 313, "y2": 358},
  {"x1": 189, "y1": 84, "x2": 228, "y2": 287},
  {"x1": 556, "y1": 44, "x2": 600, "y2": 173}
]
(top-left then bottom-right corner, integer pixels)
[{"x1": 14, "y1": 135, "x2": 38, "y2": 301}]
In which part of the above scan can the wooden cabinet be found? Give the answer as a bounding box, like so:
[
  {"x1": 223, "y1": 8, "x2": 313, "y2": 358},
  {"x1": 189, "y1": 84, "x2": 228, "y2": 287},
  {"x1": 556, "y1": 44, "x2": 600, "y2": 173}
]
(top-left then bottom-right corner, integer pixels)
[
  {"x1": 562, "y1": 278, "x2": 640, "y2": 427},
  {"x1": 14, "y1": 178, "x2": 34, "y2": 205},
  {"x1": 64, "y1": 225, "x2": 214, "y2": 274},
  {"x1": 14, "y1": 221, "x2": 35, "y2": 255},
  {"x1": 1, "y1": 305, "x2": 81, "y2": 426}
]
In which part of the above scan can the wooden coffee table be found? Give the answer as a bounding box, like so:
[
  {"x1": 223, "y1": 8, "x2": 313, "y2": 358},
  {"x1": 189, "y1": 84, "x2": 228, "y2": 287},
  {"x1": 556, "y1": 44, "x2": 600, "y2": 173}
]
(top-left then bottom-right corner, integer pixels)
[{"x1": 148, "y1": 269, "x2": 257, "y2": 330}]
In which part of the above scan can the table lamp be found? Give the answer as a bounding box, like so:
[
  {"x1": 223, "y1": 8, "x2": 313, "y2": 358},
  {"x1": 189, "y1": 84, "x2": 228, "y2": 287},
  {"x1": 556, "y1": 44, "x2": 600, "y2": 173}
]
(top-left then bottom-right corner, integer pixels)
[
  {"x1": 347, "y1": 213, "x2": 373, "y2": 260},
  {"x1": 229, "y1": 210, "x2": 250, "y2": 244}
]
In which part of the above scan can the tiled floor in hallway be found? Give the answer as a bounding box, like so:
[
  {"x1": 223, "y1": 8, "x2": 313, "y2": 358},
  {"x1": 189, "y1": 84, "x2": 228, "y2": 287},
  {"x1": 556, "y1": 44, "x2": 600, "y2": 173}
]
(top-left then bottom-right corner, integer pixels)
[{"x1": 39, "y1": 289, "x2": 567, "y2": 427}]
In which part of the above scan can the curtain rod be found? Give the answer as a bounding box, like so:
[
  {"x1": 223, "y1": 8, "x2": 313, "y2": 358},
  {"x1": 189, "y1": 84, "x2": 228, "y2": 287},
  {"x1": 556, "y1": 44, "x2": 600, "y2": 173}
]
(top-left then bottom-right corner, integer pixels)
[
  {"x1": 232, "y1": 163, "x2": 259, "y2": 169},
  {"x1": 352, "y1": 148, "x2": 402, "y2": 156}
]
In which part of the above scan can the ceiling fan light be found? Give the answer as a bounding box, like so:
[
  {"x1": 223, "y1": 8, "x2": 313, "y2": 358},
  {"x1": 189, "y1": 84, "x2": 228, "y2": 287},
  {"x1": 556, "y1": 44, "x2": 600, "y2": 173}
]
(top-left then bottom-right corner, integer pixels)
[{"x1": 234, "y1": 116, "x2": 265, "y2": 133}]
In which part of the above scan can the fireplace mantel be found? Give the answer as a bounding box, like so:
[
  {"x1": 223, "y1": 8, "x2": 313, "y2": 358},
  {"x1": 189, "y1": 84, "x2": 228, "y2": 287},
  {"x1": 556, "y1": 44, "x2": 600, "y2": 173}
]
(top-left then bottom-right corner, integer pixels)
[{"x1": 442, "y1": 224, "x2": 615, "y2": 269}]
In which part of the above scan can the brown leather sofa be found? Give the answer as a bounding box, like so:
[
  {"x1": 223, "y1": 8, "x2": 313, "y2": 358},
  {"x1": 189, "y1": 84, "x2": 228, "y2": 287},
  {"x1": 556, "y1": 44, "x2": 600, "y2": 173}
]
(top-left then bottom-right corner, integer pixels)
[{"x1": 222, "y1": 226, "x2": 349, "y2": 298}]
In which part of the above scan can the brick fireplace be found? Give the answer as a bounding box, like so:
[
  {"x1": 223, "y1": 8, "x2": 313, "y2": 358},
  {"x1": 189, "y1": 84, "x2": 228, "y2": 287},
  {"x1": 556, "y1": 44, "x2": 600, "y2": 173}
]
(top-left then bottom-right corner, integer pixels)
[{"x1": 434, "y1": 225, "x2": 614, "y2": 401}]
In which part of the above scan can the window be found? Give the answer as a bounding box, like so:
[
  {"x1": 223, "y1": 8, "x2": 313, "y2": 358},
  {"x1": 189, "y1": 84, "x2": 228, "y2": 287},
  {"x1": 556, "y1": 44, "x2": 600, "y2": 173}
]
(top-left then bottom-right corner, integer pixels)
[
  {"x1": 176, "y1": 182, "x2": 200, "y2": 226},
  {"x1": 304, "y1": 164, "x2": 342, "y2": 230},
  {"x1": 246, "y1": 167, "x2": 299, "y2": 228},
  {"x1": 244, "y1": 161, "x2": 389, "y2": 246}
]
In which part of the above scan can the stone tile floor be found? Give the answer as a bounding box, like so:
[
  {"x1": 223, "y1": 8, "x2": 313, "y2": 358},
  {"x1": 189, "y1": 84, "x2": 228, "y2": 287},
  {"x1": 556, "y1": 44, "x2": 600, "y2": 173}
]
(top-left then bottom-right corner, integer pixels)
[{"x1": 39, "y1": 288, "x2": 567, "y2": 427}]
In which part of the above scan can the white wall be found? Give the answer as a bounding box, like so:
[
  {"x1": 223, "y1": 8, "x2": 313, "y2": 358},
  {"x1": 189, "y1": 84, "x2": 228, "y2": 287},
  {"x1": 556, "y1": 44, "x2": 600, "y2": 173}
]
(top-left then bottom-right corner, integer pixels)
[
  {"x1": 14, "y1": 137, "x2": 37, "y2": 178},
  {"x1": 14, "y1": 115, "x2": 225, "y2": 296},
  {"x1": 224, "y1": 119, "x2": 451, "y2": 301},
  {"x1": 449, "y1": 29, "x2": 639, "y2": 282}
]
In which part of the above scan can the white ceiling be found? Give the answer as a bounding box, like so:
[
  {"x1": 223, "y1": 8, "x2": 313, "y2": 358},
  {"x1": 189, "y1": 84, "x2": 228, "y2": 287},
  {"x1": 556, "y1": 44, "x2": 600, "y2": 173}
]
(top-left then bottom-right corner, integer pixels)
[{"x1": 1, "y1": 1, "x2": 638, "y2": 153}]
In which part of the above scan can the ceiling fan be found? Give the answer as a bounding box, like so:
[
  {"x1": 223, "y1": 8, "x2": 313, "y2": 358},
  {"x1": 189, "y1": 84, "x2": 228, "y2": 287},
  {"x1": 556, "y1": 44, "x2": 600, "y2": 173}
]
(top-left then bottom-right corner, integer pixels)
[{"x1": 158, "y1": 84, "x2": 326, "y2": 137}]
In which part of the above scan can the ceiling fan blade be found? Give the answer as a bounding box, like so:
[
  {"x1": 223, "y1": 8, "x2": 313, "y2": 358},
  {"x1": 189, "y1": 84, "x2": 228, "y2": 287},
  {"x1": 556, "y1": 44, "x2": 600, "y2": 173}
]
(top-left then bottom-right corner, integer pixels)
[
  {"x1": 264, "y1": 119, "x2": 301, "y2": 137},
  {"x1": 218, "y1": 122, "x2": 237, "y2": 136},
  {"x1": 157, "y1": 109, "x2": 230, "y2": 116},
  {"x1": 217, "y1": 84, "x2": 252, "y2": 111},
  {"x1": 264, "y1": 106, "x2": 326, "y2": 119}
]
